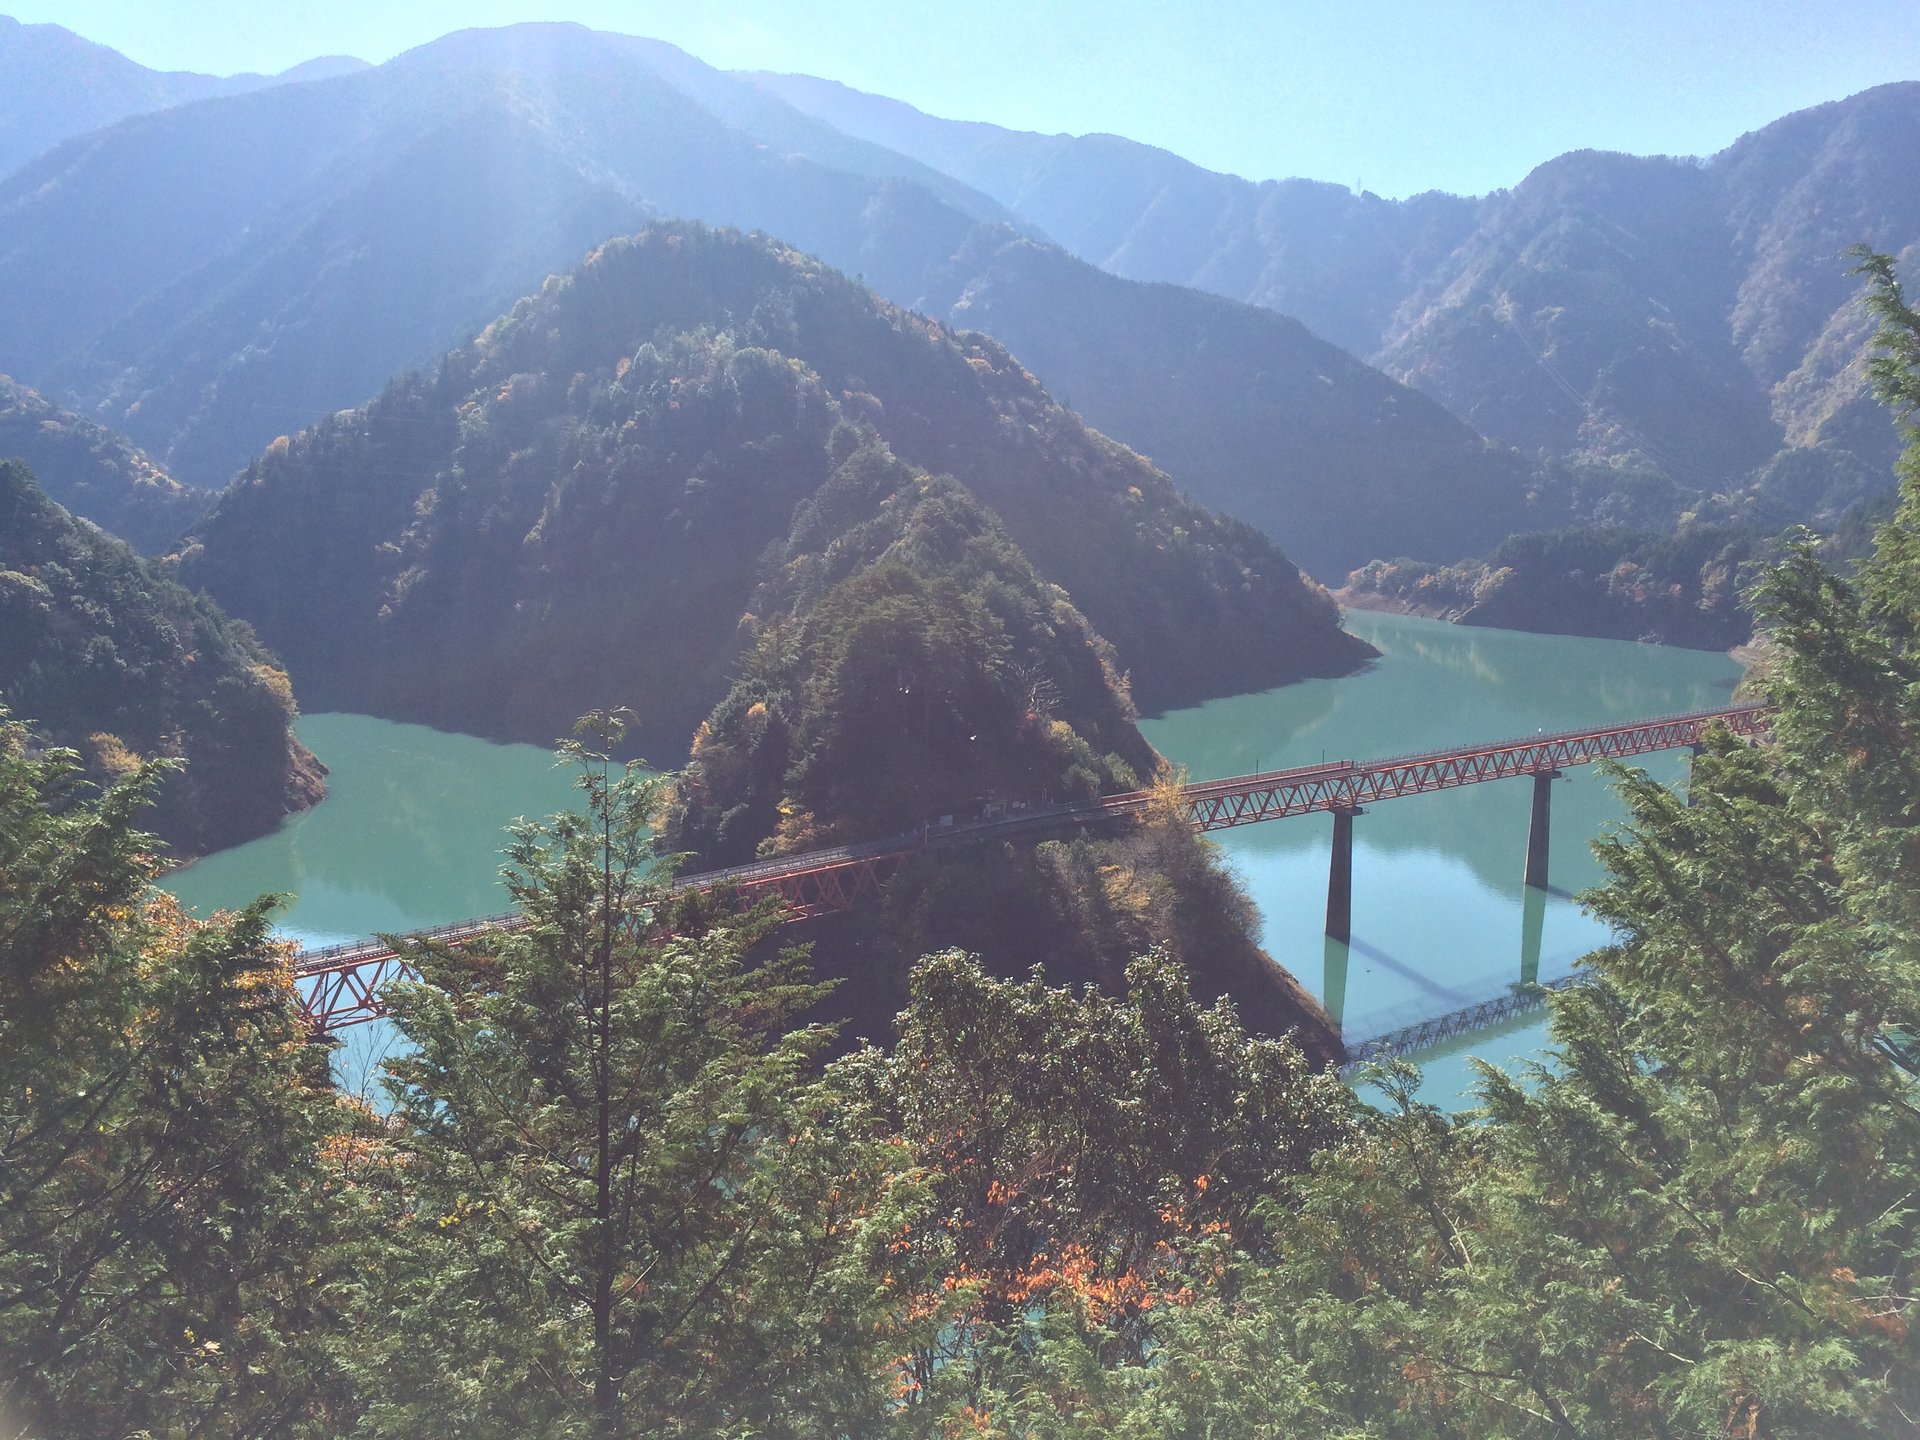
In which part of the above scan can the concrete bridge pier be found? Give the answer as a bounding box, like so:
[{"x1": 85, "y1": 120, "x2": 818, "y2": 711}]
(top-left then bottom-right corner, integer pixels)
[
  {"x1": 1686, "y1": 741, "x2": 1705, "y2": 806},
  {"x1": 1325, "y1": 806, "x2": 1364, "y2": 942},
  {"x1": 1524, "y1": 769, "x2": 1563, "y2": 891}
]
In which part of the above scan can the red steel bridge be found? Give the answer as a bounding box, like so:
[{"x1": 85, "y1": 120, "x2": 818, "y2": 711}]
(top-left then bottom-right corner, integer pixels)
[{"x1": 291, "y1": 702, "x2": 1768, "y2": 1032}]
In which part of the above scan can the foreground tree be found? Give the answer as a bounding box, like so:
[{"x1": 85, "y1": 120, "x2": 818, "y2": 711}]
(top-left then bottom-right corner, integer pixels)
[
  {"x1": 909, "y1": 251, "x2": 1920, "y2": 1438},
  {"x1": 840, "y1": 946, "x2": 1353, "y2": 1431},
  {"x1": 1434, "y1": 240, "x2": 1920, "y2": 1438},
  {"x1": 349, "y1": 715, "x2": 914, "y2": 1439},
  {"x1": 0, "y1": 717, "x2": 352, "y2": 1435}
]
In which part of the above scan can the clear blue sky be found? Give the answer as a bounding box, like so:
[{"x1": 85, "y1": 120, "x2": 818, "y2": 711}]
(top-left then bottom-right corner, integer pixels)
[{"x1": 11, "y1": 1, "x2": 1919, "y2": 196}]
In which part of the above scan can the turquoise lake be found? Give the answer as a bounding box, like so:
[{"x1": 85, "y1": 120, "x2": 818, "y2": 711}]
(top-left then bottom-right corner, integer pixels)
[
  {"x1": 1138, "y1": 611, "x2": 1742, "y2": 1104},
  {"x1": 164, "y1": 612, "x2": 1743, "y2": 1104}
]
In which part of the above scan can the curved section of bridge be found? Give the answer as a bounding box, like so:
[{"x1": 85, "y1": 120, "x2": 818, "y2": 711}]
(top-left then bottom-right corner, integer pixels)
[{"x1": 292, "y1": 702, "x2": 1767, "y2": 1033}]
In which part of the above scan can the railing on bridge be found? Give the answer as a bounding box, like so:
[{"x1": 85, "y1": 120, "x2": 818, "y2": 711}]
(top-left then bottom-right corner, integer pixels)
[
  {"x1": 1103, "y1": 702, "x2": 1769, "y2": 831},
  {"x1": 289, "y1": 702, "x2": 1767, "y2": 1036},
  {"x1": 294, "y1": 848, "x2": 914, "y2": 1031}
]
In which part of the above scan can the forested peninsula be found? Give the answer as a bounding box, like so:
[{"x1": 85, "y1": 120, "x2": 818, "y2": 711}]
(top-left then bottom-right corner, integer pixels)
[
  {"x1": 0, "y1": 459, "x2": 322, "y2": 853},
  {"x1": 180, "y1": 223, "x2": 1370, "y2": 754}
]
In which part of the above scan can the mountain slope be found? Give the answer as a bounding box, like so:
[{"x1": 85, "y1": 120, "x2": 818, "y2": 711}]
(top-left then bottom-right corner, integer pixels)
[
  {"x1": 743, "y1": 70, "x2": 1484, "y2": 361},
  {"x1": 1375, "y1": 149, "x2": 1784, "y2": 484},
  {"x1": 0, "y1": 459, "x2": 322, "y2": 854},
  {"x1": 760, "y1": 71, "x2": 1920, "y2": 509},
  {"x1": 0, "y1": 13, "x2": 365, "y2": 179},
  {"x1": 0, "y1": 22, "x2": 1014, "y2": 485},
  {"x1": 0, "y1": 375, "x2": 207, "y2": 553},
  {"x1": 179, "y1": 225, "x2": 1371, "y2": 758},
  {"x1": 0, "y1": 21, "x2": 1537, "y2": 583},
  {"x1": 920, "y1": 228, "x2": 1542, "y2": 577}
]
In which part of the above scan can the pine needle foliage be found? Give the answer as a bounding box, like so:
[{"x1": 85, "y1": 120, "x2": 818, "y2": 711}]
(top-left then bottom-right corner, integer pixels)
[
  {"x1": 0, "y1": 714, "x2": 352, "y2": 1436},
  {"x1": 349, "y1": 713, "x2": 913, "y2": 1439},
  {"x1": 897, "y1": 247, "x2": 1920, "y2": 1440}
]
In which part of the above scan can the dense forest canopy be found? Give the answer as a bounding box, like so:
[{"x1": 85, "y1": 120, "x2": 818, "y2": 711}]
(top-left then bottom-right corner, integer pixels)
[
  {"x1": 0, "y1": 458, "x2": 320, "y2": 853},
  {"x1": 0, "y1": 375, "x2": 208, "y2": 554},
  {"x1": 180, "y1": 222, "x2": 1369, "y2": 761}
]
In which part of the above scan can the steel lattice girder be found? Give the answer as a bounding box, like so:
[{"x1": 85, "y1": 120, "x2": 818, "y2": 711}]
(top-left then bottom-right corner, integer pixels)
[
  {"x1": 1181, "y1": 707, "x2": 1766, "y2": 832},
  {"x1": 293, "y1": 851, "x2": 910, "y2": 1030},
  {"x1": 290, "y1": 705, "x2": 1765, "y2": 1032},
  {"x1": 762, "y1": 853, "x2": 900, "y2": 919}
]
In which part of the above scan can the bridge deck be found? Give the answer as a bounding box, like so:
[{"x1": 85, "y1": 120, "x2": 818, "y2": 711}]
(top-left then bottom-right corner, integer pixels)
[{"x1": 288, "y1": 702, "x2": 1766, "y2": 1033}]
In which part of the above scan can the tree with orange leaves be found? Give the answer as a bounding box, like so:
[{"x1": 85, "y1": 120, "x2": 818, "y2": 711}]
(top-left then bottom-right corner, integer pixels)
[{"x1": 842, "y1": 947, "x2": 1353, "y2": 1429}]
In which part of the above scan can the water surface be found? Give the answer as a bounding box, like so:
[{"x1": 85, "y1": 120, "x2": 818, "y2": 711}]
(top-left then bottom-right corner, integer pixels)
[
  {"x1": 167, "y1": 616, "x2": 1743, "y2": 1106},
  {"x1": 168, "y1": 713, "x2": 582, "y2": 948},
  {"x1": 1140, "y1": 611, "x2": 1744, "y2": 1107},
  {"x1": 166, "y1": 714, "x2": 583, "y2": 1091}
]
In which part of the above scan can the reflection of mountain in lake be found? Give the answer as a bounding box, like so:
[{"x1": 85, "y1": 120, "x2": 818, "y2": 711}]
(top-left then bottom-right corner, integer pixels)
[{"x1": 167, "y1": 713, "x2": 582, "y2": 946}]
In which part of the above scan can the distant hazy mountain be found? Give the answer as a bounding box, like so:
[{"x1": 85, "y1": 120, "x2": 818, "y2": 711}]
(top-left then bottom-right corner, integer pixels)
[
  {"x1": 0, "y1": 21, "x2": 1536, "y2": 578},
  {"x1": 913, "y1": 228, "x2": 1541, "y2": 577},
  {"x1": 180, "y1": 224, "x2": 1371, "y2": 753},
  {"x1": 0, "y1": 23, "x2": 1016, "y2": 484},
  {"x1": 743, "y1": 70, "x2": 1487, "y2": 360},
  {"x1": 1376, "y1": 85, "x2": 1920, "y2": 490},
  {"x1": 757, "y1": 72, "x2": 1920, "y2": 500},
  {"x1": 0, "y1": 376, "x2": 208, "y2": 552},
  {"x1": 0, "y1": 13, "x2": 365, "y2": 178}
]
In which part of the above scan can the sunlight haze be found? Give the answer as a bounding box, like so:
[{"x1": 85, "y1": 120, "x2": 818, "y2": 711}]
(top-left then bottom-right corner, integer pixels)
[{"x1": 8, "y1": 0, "x2": 1918, "y2": 195}]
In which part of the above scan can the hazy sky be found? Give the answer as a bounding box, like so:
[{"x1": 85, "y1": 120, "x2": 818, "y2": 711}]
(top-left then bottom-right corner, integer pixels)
[{"x1": 11, "y1": 1, "x2": 1919, "y2": 196}]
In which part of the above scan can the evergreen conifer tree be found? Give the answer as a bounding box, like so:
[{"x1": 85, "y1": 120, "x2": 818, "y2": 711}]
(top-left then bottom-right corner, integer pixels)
[
  {"x1": 348, "y1": 714, "x2": 912, "y2": 1439},
  {"x1": 0, "y1": 717, "x2": 353, "y2": 1435}
]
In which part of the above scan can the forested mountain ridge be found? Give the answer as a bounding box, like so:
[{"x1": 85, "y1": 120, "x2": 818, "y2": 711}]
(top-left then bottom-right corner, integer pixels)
[
  {"x1": 7, "y1": 20, "x2": 1910, "y2": 600},
  {"x1": 761, "y1": 71, "x2": 1920, "y2": 507},
  {"x1": 0, "y1": 374, "x2": 208, "y2": 553},
  {"x1": 180, "y1": 224, "x2": 1370, "y2": 762},
  {"x1": 0, "y1": 459, "x2": 321, "y2": 853},
  {"x1": 914, "y1": 226, "x2": 1542, "y2": 576},
  {"x1": 1373, "y1": 84, "x2": 1920, "y2": 491},
  {"x1": 745, "y1": 68, "x2": 1485, "y2": 360},
  {"x1": 0, "y1": 13, "x2": 364, "y2": 179},
  {"x1": 0, "y1": 21, "x2": 1013, "y2": 486},
  {"x1": 1343, "y1": 524, "x2": 1766, "y2": 650},
  {"x1": 0, "y1": 21, "x2": 1539, "y2": 580}
]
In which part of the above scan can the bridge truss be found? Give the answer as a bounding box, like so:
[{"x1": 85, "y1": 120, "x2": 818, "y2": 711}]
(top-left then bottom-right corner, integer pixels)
[
  {"x1": 289, "y1": 703, "x2": 1766, "y2": 1034},
  {"x1": 294, "y1": 850, "x2": 908, "y2": 1030},
  {"x1": 1134, "y1": 704, "x2": 1770, "y2": 832}
]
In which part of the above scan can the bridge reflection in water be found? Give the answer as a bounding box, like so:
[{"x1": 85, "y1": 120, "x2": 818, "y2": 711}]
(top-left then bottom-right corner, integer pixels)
[{"x1": 293, "y1": 704, "x2": 1768, "y2": 1046}]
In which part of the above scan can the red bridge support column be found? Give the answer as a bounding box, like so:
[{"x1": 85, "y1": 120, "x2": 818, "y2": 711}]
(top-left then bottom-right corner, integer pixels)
[
  {"x1": 1326, "y1": 807, "x2": 1362, "y2": 942},
  {"x1": 1524, "y1": 769, "x2": 1562, "y2": 891}
]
